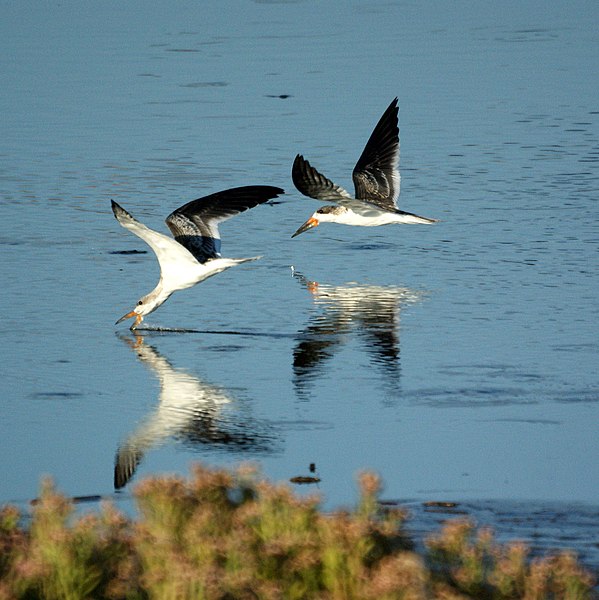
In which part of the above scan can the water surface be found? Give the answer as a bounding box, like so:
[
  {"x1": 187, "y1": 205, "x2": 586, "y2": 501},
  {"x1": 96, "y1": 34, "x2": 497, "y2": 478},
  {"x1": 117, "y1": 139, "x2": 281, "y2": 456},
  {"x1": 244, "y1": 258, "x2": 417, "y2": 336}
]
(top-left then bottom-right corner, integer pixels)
[{"x1": 1, "y1": 0, "x2": 598, "y2": 567}]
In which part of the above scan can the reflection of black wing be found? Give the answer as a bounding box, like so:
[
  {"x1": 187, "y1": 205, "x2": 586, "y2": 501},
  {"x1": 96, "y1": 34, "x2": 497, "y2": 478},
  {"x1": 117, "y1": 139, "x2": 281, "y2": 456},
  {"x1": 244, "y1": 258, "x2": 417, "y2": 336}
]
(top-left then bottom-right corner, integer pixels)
[
  {"x1": 356, "y1": 301, "x2": 401, "y2": 390},
  {"x1": 179, "y1": 409, "x2": 276, "y2": 453},
  {"x1": 114, "y1": 445, "x2": 143, "y2": 490},
  {"x1": 293, "y1": 316, "x2": 350, "y2": 395},
  {"x1": 114, "y1": 412, "x2": 276, "y2": 490},
  {"x1": 357, "y1": 320, "x2": 401, "y2": 383}
]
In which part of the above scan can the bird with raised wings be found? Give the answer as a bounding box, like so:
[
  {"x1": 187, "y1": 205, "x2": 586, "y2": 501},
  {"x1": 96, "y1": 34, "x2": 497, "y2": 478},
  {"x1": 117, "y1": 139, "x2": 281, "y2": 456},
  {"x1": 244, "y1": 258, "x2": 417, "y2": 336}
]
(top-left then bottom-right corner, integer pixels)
[
  {"x1": 291, "y1": 98, "x2": 437, "y2": 237},
  {"x1": 112, "y1": 185, "x2": 284, "y2": 329}
]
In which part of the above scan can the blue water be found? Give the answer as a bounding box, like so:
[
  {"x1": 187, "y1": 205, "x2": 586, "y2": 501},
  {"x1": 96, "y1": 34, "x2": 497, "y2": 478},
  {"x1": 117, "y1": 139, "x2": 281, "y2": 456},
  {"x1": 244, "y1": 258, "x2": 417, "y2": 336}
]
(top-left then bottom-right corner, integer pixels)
[{"x1": 1, "y1": 0, "x2": 598, "y2": 555}]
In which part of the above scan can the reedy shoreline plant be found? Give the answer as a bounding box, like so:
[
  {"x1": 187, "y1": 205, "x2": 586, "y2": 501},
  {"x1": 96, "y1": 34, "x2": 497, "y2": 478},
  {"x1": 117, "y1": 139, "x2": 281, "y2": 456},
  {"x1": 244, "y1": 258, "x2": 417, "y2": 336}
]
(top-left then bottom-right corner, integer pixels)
[{"x1": 0, "y1": 464, "x2": 594, "y2": 599}]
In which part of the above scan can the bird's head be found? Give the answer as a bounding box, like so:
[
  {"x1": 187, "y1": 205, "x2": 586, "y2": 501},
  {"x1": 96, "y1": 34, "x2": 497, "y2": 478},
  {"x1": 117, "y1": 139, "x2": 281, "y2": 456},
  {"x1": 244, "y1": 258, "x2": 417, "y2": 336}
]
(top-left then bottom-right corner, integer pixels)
[
  {"x1": 116, "y1": 293, "x2": 161, "y2": 329},
  {"x1": 291, "y1": 206, "x2": 346, "y2": 238}
]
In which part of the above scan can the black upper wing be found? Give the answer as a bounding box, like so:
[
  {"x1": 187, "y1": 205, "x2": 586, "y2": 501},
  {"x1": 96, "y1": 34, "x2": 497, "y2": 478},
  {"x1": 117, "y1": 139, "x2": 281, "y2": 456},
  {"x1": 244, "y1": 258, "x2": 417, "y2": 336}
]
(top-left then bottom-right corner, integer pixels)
[
  {"x1": 292, "y1": 154, "x2": 352, "y2": 202},
  {"x1": 166, "y1": 185, "x2": 284, "y2": 262},
  {"x1": 352, "y1": 97, "x2": 400, "y2": 210}
]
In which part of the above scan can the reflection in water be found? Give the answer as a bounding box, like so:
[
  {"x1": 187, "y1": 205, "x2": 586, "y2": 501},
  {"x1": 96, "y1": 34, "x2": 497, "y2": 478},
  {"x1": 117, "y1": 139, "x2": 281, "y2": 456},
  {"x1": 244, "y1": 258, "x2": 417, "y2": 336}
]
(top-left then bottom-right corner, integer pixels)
[
  {"x1": 115, "y1": 334, "x2": 276, "y2": 489},
  {"x1": 292, "y1": 271, "x2": 424, "y2": 399}
]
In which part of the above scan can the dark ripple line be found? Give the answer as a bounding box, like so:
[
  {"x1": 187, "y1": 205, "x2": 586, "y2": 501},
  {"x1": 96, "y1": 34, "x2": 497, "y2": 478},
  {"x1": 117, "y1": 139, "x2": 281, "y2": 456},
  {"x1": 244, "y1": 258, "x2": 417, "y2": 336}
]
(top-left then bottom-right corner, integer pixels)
[{"x1": 133, "y1": 326, "x2": 296, "y2": 339}]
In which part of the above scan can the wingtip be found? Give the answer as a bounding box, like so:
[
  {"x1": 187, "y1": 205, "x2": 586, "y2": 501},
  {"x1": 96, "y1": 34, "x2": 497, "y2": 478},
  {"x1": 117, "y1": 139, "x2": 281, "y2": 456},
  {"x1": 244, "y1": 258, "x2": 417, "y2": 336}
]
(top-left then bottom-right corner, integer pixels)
[
  {"x1": 111, "y1": 200, "x2": 135, "y2": 223},
  {"x1": 292, "y1": 154, "x2": 304, "y2": 173},
  {"x1": 114, "y1": 446, "x2": 142, "y2": 490},
  {"x1": 257, "y1": 185, "x2": 285, "y2": 203},
  {"x1": 292, "y1": 154, "x2": 312, "y2": 179},
  {"x1": 232, "y1": 185, "x2": 285, "y2": 200},
  {"x1": 417, "y1": 215, "x2": 440, "y2": 224},
  {"x1": 110, "y1": 199, "x2": 121, "y2": 216}
]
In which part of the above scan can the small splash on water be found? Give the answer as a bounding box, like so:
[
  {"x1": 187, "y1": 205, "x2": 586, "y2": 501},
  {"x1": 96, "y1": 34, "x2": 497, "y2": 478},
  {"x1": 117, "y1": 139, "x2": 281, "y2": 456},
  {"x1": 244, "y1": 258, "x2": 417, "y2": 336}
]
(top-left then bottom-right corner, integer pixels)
[{"x1": 32, "y1": 392, "x2": 83, "y2": 400}]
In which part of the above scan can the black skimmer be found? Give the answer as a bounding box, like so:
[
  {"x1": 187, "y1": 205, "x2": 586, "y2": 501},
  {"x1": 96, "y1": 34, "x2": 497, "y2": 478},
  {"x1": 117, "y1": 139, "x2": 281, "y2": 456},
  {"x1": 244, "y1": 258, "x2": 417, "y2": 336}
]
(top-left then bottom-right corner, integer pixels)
[
  {"x1": 114, "y1": 334, "x2": 275, "y2": 489},
  {"x1": 291, "y1": 98, "x2": 437, "y2": 237},
  {"x1": 112, "y1": 185, "x2": 284, "y2": 329},
  {"x1": 291, "y1": 269, "x2": 423, "y2": 397}
]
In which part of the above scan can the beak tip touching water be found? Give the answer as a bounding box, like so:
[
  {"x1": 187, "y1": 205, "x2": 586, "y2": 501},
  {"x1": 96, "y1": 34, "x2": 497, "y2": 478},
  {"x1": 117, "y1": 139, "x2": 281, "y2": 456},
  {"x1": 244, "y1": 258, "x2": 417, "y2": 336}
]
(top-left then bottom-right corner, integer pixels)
[{"x1": 115, "y1": 310, "x2": 137, "y2": 325}]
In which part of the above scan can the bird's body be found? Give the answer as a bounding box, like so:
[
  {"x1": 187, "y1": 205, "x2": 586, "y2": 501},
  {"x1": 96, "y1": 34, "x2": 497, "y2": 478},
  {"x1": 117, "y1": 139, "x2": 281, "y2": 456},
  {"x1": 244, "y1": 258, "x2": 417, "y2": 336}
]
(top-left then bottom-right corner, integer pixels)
[
  {"x1": 291, "y1": 97, "x2": 437, "y2": 237},
  {"x1": 112, "y1": 185, "x2": 284, "y2": 329}
]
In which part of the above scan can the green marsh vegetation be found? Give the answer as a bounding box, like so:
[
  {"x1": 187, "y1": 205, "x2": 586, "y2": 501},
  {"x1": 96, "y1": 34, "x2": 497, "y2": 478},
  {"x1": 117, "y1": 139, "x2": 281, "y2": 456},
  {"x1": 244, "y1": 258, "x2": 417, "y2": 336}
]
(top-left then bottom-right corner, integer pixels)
[{"x1": 0, "y1": 464, "x2": 594, "y2": 599}]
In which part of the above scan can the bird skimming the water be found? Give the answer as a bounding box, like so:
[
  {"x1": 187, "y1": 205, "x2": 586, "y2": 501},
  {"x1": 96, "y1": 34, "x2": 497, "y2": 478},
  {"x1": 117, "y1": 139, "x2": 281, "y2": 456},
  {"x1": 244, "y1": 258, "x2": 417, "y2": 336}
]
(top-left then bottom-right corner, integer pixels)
[
  {"x1": 112, "y1": 186, "x2": 284, "y2": 329},
  {"x1": 291, "y1": 98, "x2": 437, "y2": 237}
]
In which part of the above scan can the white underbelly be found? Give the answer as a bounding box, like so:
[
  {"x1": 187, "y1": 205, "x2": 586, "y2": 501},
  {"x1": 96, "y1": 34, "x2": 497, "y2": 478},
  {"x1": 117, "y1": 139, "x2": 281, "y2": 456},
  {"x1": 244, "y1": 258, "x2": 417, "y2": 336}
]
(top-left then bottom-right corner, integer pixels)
[
  {"x1": 341, "y1": 209, "x2": 401, "y2": 226},
  {"x1": 343, "y1": 208, "x2": 433, "y2": 226}
]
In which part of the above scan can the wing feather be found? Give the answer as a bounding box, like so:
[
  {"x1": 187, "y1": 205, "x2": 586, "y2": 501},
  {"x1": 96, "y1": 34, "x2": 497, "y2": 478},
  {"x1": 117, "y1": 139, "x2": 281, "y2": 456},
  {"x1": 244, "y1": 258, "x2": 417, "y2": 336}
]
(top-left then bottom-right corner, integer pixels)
[
  {"x1": 165, "y1": 185, "x2": 284, "y2": 263},
  {"x1": 111, "y1": 200, "x2": 199, "y2": 275},
  {"x1": 292, "y1": 154, "x2": 352, "y2": 203},
  {"x1": 352, "y1": 97, "x2": 400, "y2": 210}
]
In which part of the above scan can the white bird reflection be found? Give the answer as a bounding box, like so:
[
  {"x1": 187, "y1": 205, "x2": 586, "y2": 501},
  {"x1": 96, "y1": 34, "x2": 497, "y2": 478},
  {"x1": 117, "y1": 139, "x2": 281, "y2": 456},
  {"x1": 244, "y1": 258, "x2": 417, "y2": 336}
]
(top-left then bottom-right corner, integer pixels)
[
  {"x1": 115, "y1": 334, "x2": 275, "y2": 489},
  {"x1": 292, "y1": 271, "x2": 424, "y2": 399}
]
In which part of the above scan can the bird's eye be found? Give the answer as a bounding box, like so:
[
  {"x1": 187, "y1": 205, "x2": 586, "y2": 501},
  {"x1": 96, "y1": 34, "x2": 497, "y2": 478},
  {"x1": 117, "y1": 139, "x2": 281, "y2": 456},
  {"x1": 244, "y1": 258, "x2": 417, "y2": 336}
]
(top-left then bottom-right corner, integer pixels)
[{"x1": 137, "y1": 300, "x2": 143, "y2": 306}]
